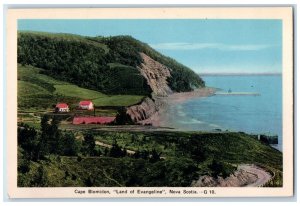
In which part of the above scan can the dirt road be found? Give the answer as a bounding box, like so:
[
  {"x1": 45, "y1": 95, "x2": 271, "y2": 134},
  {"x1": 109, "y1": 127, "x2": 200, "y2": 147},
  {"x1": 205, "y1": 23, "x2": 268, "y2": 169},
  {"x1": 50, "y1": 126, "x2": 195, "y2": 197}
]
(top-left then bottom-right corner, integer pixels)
[
  {"x1": 238, "y1": 164, "x2": 272, "y2": 187},
  {"x1": 192, "y1": 164, "x2": 272, "y2": 187},
  {"x1": 95, "y1": 140, "x2": 136, "y2": 155}
]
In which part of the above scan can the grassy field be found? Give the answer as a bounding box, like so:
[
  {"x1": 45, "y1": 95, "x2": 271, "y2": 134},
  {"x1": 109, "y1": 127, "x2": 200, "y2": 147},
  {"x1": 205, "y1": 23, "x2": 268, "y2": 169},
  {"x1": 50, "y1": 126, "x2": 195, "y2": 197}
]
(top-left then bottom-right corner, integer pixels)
[
  {"x1": 54, "y1": 84, "x2": 144, "y2": 107},
  {"x1": 54, "y1": 84, "x2": 106, "y2": 100},
  {"x1": 18, "y1": 81, "x2": 51, "y2": 96},
  {"x1": 18, "y1": 64, "x2": 145, "y2": 109},
  {"x1": 18, "y1": 65, "x2": 68, "y2": 85},
  {"x1": 18, "y1": 64, "x2": 146, "y2": 128},
  {"x1": 93, "y1": 95, "x2": 144, "y2": 106}
]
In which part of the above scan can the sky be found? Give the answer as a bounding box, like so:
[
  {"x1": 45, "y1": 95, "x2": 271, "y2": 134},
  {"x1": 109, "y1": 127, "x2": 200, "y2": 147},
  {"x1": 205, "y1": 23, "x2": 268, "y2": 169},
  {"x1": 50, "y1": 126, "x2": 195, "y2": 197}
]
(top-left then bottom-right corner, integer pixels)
[{"x1": 18, "y1": 19, "x2": 282, "y2": 74}]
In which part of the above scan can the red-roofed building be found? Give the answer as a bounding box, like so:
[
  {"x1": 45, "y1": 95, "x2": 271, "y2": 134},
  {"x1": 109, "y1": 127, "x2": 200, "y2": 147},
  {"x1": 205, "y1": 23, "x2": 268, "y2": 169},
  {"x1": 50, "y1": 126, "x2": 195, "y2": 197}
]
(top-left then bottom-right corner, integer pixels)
[
  {"x1": 55, "y1": 103, "x2": 69, "y2": 113},
  {"x1": 72, "y1": 116, "x2": 116, "y2": 125},
  {"x1": 79, "y1": 100, "x2": 94, "y2": 110}
]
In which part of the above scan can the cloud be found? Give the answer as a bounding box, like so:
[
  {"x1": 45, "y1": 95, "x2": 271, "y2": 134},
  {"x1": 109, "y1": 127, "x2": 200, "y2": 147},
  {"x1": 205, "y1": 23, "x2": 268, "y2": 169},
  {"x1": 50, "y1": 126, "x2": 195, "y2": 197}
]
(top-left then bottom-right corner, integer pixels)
[{"x1": 150, "y1": 42, "x2": 272, "y2": 51}]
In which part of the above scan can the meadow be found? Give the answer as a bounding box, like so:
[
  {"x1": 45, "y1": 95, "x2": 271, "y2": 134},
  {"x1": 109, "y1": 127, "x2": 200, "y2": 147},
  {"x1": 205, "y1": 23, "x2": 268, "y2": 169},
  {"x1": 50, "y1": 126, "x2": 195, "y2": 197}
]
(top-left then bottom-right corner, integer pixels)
[{"x1": 18, "y1": 64, "x2": 145, "y2": 128}]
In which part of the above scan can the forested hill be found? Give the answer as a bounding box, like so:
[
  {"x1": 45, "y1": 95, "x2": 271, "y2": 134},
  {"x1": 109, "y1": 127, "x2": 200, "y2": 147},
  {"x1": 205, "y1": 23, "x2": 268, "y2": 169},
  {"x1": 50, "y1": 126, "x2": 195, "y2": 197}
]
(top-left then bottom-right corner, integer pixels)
[{"x1": 17, "y1": 31, "x2": 205, "y2": 95}]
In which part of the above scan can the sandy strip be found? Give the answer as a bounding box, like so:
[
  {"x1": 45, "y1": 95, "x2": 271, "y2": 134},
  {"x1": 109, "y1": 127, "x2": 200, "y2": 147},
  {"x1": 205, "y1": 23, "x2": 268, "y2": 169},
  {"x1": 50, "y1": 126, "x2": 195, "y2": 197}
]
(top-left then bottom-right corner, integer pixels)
[
  {"x1": 166, "y1": 87, "x2": 216, "y2": 104},
  {"x1": 140, "y1": 87, "x2": 216, "y2": 126}
]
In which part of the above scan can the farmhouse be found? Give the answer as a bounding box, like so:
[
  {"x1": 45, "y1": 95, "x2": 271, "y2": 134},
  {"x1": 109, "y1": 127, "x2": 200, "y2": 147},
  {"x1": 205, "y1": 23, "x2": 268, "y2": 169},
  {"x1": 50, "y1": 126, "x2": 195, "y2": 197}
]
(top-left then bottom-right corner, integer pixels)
[
  {"x1": 55, "y1": 103, "x2": 69, "y2": 113},
  {"x1": 79, "y1": 100, "x2": 94, "y2": 110},
  {"x1": 72, "y1": 116, "x2": 116, "y2": 125}
]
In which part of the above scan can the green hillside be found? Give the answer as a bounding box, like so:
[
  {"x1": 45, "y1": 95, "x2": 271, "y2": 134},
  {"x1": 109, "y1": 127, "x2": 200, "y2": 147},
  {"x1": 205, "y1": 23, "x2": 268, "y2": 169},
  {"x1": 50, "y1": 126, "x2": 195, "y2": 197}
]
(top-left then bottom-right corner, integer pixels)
[
  {"x1": 18, "y1": 64, "x2": 144, "y2": 109},
  {"x1": 17, "y1": 31, "x2": 205, "y2": 95},
  {"x1": 18, "y1": 128, "x2": 282, "y2": 187}
]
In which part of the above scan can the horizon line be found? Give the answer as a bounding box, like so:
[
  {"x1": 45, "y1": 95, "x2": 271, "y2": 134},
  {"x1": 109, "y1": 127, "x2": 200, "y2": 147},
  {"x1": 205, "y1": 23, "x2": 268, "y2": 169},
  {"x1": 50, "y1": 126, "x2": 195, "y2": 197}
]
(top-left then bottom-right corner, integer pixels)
[{"x1": 199, "y1": 72, "x2": 282, "y2": 76}]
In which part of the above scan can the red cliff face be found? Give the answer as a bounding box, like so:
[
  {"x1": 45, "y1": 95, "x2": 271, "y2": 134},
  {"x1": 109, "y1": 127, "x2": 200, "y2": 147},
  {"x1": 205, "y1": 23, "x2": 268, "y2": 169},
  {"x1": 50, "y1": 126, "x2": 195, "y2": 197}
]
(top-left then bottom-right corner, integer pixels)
[
  {"x1": 137, "y1": 53, "x2": 173, "y2": 97},
  {"x1": 126, "y1": 97, "x2": 158, "y2": 122},
  {"x1": 126, "y1": 53, "x2": 172, "y2": 124}
]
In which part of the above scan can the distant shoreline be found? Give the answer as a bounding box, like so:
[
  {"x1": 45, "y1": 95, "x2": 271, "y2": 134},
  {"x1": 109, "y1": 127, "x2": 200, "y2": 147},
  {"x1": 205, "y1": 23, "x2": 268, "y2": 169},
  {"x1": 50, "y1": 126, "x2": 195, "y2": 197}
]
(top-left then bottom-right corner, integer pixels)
[{"x1": 199, "y1": 73, "x2": 282, "y2": 76}]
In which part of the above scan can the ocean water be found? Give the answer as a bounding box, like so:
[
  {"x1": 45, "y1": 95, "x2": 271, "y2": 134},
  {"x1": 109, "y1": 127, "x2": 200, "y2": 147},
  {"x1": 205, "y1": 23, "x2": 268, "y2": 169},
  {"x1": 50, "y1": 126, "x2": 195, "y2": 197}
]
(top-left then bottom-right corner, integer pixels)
[{"x1": 163, "y1": 75, "x2": 282, "y2": 150}]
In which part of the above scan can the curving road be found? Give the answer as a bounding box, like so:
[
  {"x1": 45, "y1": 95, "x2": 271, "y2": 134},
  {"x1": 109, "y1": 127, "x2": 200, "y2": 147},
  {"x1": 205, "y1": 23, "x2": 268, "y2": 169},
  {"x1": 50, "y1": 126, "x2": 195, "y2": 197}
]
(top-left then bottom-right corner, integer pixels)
[{"x1": 238, "y1": 164, "x2": 272, "y2": 187}]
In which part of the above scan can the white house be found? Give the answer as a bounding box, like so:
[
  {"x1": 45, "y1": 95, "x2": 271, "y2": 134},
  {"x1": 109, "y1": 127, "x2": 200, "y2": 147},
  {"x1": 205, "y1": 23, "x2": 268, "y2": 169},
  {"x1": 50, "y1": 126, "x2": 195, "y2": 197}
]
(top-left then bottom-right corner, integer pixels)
[
  {"x1": 79, "y1": 100, "x2": 94, "y2": 110},
  {"x1": 55, "y1": 103, "x2": 70, "y2": 113}
]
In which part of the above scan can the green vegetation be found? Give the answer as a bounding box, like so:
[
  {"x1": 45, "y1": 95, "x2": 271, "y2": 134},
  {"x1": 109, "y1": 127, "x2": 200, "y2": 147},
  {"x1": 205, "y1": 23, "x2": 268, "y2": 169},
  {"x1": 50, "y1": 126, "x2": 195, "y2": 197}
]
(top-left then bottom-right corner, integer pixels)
[
  {"x1": 93, "y1": 95, "x2": 144, "y2": 106},
  {"x1": 54, "y1": 85, "x2": 106, "y2": 99},
  {"x1": 18, "y1": 64, "x2": 145, "y2": 109},
  {"x1": 17, "y1": 64, "x2": 145, "y2": 129},
  {"x1": 54, "y1": 85, "x2": 144, "y2": 106},
  {"x1": 92, "y1": 131, "x2": 282, "y2": 171},
  {"x1": 18, "y1": 81, "x2": 51, "y2": 96},
  {"x1": 18, "y1": 65, "x2": 77, "y2": 109},
  {"x1": 95, "y1": 35, "x2": 205, "y2": 92},
  {"x1": 18, "y1": 119, "x2": 282, "y2": 187},
  {"x1": 18, "y1": 31, "x2": 204, "y2": 95},
  {"x1": 17, "y1": 31, "x2": 282, "y2": 188}
]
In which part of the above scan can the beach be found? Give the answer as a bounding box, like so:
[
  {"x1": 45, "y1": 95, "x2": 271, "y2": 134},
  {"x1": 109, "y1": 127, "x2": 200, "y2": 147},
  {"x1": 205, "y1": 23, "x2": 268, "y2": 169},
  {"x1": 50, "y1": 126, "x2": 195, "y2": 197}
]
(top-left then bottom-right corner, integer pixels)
[
  {"x1": 166, "y1": 87, "x2": 216, "y2": 104},
  {"x1": 139, "y1": 87, "x2": 216, "y2": 127}
]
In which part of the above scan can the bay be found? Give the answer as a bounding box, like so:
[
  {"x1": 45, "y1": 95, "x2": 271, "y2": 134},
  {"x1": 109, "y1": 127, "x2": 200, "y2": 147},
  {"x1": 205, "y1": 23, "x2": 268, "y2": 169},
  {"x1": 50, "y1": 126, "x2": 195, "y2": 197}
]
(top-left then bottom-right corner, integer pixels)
[{"x1": 164, "y1": 75, "x2": 282, "y2": 151}]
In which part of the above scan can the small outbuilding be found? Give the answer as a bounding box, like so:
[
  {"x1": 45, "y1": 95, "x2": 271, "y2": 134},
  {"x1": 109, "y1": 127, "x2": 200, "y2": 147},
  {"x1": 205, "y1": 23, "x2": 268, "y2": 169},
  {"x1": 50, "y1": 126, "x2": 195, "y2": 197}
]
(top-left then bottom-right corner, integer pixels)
[
  {"x1": 55, "y1": 103, "x2": 70, "y2": 113},
  {"x1": 78, "y1": 100, "x2": 94, "y2": 110}
]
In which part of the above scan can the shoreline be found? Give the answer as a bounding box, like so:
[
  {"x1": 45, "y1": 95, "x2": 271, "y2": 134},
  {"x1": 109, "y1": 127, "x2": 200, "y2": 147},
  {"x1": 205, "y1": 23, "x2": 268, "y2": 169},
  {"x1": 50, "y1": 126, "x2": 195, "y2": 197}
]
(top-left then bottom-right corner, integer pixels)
[
  {"x1": 166, "y1": 87, "x2": 216, "y2": 105},
  {"x1": 139, "y1": 87, "x2": 216, "y2": 126}
]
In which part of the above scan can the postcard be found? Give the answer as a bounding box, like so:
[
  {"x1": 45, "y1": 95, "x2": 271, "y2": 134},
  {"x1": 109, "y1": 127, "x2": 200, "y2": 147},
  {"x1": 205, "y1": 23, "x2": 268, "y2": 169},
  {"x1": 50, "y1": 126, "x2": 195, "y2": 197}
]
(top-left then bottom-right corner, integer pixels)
[{"x1": 6, "y1": 7, "x2": 294, "y2": 198}]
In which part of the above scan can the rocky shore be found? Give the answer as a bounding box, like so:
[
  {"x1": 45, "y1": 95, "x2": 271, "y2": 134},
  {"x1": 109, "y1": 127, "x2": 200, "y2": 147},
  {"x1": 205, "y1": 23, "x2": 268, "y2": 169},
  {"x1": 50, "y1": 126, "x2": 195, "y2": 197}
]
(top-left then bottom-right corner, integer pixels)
[
  {"x1": 127, "y1": 87, "x2": 216, "y2": 126},
  {"x1": 126, "y1": 52, "x2": 216, "y2": 126}
]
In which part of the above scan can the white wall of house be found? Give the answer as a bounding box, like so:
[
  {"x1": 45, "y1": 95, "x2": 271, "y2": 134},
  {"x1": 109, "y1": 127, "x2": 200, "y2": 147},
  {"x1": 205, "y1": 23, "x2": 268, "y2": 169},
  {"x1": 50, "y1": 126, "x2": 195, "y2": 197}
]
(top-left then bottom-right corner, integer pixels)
[
  {"x1": 79, "y1": 103, "x2": 94, "y2": 110},
  {"x1": 58, "y1": 107, "x2": 69, "y2": 112},
  {"x1": 88, "y1": 103, "x2": 94, "y2": 110}
]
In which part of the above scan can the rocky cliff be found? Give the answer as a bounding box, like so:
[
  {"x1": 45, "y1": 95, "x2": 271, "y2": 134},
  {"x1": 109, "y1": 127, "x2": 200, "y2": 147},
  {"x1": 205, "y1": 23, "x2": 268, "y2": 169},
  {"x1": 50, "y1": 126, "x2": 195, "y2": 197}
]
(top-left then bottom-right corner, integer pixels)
[
  {"x1": 191, "y1": 164, "x2": 272, "y2": 187},
  {"x1": 126, "y1": 97, "x2": 158, "y2": 122},
  {"x1": 126, "y1": 53, "x2": 172, "y2": 124},
  {"x1": 137, "y1": 53, "x2": 173, "y2": 97}
]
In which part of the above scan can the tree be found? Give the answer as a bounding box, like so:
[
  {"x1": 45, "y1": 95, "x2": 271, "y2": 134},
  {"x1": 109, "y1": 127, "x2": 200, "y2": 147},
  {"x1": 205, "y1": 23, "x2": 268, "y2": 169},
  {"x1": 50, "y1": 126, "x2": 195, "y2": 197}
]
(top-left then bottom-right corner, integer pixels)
[
  {"x1": 40, "y1": 115, "x2": 61, "y2": 156},
  {"x1": 18, "y1": 151, "x2": 31, "y2": 174},
  {"x1": 48, "y1": 118, "x2": 61, "y2": 154},
  {"x1": 59, "y1": 132, "x2": 80, "y2": 156},
  {"x1": 190, "y1": 145, "x2": 206, "y2": 163},
  {"x1": 104, "y1": 147, "x2": 109, "y2": 156},
  {"x1": 133, "y1": 150, "x2": 141, "y2": 159},
  {"x1": 85, "y1": 176, "x2": 94, "y2": 187},
  {"x1": 149, "y1": 149, "x2": 162, "y2": 163},
  {"x1": 115, "y1": 107, "x2": 133, "y2": 125},
  {"x1": 208, "y1": 159, "x2": 235, "y2": 179},
  {"x1": 31, "y1": 165, "x2": 48, "y2": 187},
  {"x1": 109, "y1": 141, "x2": 125, "y2": 158},
  {"x1": 17, "y1": 124, "x2": 40, "y2": 161},
  {"x1": 209, "y1": 159, "x2": 222, "y2": 178},
  {"x1": 41, "y1": 115, "x2": 49, "y2": 133},
  {"x1": 82, "y1": 133, "x2": 96, "y2": 156}
]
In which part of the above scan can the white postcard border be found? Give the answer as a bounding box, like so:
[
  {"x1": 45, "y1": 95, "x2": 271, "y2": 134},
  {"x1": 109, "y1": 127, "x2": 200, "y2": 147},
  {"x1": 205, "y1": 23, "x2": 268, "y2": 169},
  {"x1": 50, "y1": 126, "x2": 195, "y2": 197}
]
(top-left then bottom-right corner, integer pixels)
[{"x1": 6, "y1": 7, "x2": 294, "y2": 198}]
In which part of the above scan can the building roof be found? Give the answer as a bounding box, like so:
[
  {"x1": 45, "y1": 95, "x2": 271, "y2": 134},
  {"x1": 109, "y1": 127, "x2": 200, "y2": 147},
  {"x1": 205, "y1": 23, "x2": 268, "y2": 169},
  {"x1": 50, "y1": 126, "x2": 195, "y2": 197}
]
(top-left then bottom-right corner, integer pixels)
[
  {"x1": 79, "y1": 100, "x2": 93, "y2": 106},
  {"x1": 56, "y1": 103, "x2": 69, "y2": 108},
  {"x1": 73, "y1": 117, "x2": 116, "y2": 125}
]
